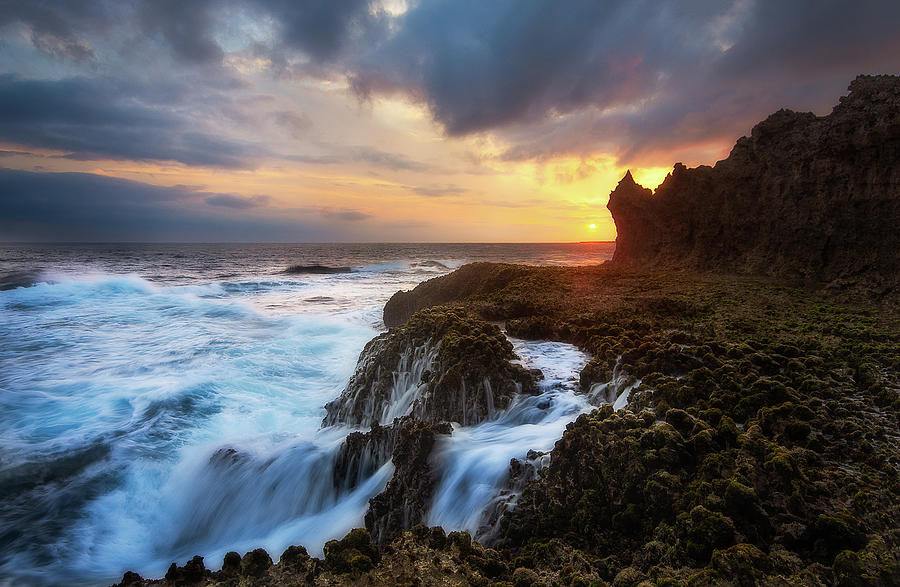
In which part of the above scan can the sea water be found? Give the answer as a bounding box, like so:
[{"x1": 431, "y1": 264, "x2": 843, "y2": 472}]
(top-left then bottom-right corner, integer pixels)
[{"x1": 0, "y1": 243, "x2": 614, "y2": 585}]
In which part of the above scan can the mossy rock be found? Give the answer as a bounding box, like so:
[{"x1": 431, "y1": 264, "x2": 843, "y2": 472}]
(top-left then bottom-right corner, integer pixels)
[
  {"x1": 709, "y1": 543, "x2": 771, "y2": 585},
  {"x1": 240, "y1": 548, "x2": 272, "y2": 578},
  {"x1": 678, "y1": 506, "x2": 737, "y2": 564},
  {"x1": 323, "y1": 528, "x2": 380, "y2": 574}
]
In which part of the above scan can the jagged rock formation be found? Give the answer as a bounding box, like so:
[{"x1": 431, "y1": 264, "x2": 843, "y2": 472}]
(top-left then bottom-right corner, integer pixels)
[
  {"x1": 476, "y1": 449, "x2": 550, "y2": 543},
  {"x1": 324, "y1": 307, "x2": 540, "y2": 543},
  {"x1": 608, "y1": 74, "x2": 900, "y2": 296},
  {"x1": 330, "y1": 416, "x2": 452, "y2": 544},
  {"x1": 331, "y1": 423, "x2": 397, "y2": 493},
  {"x1": 364, "y1": 419, "x2": 452, "y2": 543},
  {"x1": 324, "y1": 307, "x2": 537, "y2": 428}
]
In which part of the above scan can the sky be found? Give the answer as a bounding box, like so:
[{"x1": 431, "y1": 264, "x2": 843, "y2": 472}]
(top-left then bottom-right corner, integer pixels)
[{"x1": 0, "y1": 0, "x2": 898, "y2": 243}]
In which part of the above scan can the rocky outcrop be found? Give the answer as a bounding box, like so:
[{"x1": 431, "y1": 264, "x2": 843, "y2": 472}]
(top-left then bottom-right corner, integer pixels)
[
  {"x1": 332, "y1": 423, "x2": 397, "y2": 493},
  {"x1": 324, "y1": 307, "x2": 537, "y2": 428},
  {"x1": 608, "y1": 74, "x2": 900, "y2": 296},
  {"x1": 364, "y1": 419, "x2": 452, "y2": 543},
  {"x1": 476, "y1": 449, "x2": 550, "y2": 544},
  {"x1": 331, "y1": 416, "x2": 452, "y2": 543},
  {"x1": 325, "y1": 307, "x2": 540, "y2": 543},
  {"x1": 383, "y1": 263, "x2": 539, "y2": 327},
  {"x1": 117, "y1": 526, "x2": 518, "y2": 586}
]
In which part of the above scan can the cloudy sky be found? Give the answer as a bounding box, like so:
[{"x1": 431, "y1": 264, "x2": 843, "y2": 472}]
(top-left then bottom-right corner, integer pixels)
[{"x1": 0, "y1": 0, "x2": 897, "y2": 242}]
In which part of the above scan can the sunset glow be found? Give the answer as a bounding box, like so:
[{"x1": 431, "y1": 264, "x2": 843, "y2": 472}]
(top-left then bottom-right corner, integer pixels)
[{"x1": 1, "y1": 2, "x2": 897, "y2": 242}]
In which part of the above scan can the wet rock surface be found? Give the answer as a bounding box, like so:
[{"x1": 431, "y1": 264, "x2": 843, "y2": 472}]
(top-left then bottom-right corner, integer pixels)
[
  {"x1": 364, "y1": 419, "x2": 452, "y2": 544},
  {"x1": 608, "y1": 74, "x2": 900, "y2": 297},
  {"x1": 323, "y1": 307, "x2": 537, "y2": 428},
  {"x1": 326, "y1": 307, "x2": 542, "y2": 545},
  {"x1": 383, "y1": 262, "x2": 541, "y2": 327},
  {"x1": 331, "y1": 422, "x2": 397, "y2": 494},
  {"x1": 330, "y1": 416, "x2": 454, "y2": 545},
  {"x1": 477, "y1": 449, "x2": 550, "y2": 544}
]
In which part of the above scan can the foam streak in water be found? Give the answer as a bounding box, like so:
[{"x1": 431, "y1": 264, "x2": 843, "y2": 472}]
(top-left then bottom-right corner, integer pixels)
[
  {"x1": 426, "y1": 338, "x2": 592, "y2": 536},
  {"x1": 0, "y1": 274, "x2": 379, "y2": 585},
  {"x1": 0, "y1": 243, "x2": 617, "y2": 585}
]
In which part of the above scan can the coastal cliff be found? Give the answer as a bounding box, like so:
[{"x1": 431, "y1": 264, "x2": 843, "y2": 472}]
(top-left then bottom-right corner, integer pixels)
[
  {"x1": 608, "y1": 74, "x2": 900, "y2": 296},
  {"x1": 126, "y1": 266, "x2": 899, "y2": 585}
]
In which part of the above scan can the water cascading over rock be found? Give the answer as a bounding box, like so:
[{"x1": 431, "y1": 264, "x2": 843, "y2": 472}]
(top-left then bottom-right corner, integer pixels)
[
  {"x1": 323, "y1": 307, "x2": 538, "y2": 429},
  {"x1": 325, "y1": 307, "x2": 541, "y2": 542}
]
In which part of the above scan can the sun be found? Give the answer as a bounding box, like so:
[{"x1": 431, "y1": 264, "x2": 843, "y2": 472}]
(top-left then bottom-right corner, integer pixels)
[{"x1": 588, "y1": 223, "x2": 597, "y2": 229}]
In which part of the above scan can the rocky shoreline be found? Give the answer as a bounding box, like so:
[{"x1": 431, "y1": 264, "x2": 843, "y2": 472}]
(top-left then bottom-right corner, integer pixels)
[
  {"x1": 116, "y1": 77, "x2": 898, "y2": 585},
  {"x1": 117, "y1": 265, "x2": 899, "y2": 586}
]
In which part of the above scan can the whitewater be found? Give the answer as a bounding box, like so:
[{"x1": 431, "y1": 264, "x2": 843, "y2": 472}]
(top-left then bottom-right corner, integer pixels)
[{"x1": 0, "y1": 243, "x2": 615, "y2": 585}]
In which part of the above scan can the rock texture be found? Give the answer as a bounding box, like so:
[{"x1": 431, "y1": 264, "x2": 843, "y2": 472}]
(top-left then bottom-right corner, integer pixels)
[
  {"x1": 117, "y1": 527, "x2": 518, "y2": 586},
  {"x1": 331, "y1": 423, "x2": 397, "y2": 493},
  {"x1": 324, "y1": 307, "x2": 537, "y2": 428},
  {"x1": 608, "y1": 74, "x2": 900, "y2": 296},
  {"x1": 364, "y1": 419, "x2": 452, "y2": 543},
  {"x1": 324, "y1": 307, "x2": 539, "y2": 544},
  {"x1": 476, "y1": 449, "x2": 550, "y2": 543},
  {"x1": 383, "y1": 263, "x2": 540, "y2": 327},
  {"x1": 331, "y1": 416, "x2": 452, "y2": 544}
]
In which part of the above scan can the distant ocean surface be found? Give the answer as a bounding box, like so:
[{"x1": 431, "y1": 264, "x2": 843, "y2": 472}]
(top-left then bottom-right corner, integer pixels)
[{"x1": 0, "y1": 243, "x2": 614, "y2": 586}]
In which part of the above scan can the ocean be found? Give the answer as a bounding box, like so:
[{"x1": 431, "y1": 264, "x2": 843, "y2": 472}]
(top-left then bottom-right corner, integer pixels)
[{"x1": 0, "y1": 243, "x2": 614, "y2": 586}]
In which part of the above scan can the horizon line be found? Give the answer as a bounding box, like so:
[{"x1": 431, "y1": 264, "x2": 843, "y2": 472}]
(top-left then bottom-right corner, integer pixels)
[{"x1": 0, "y1": 241, "x2": 618, "y2": 246}]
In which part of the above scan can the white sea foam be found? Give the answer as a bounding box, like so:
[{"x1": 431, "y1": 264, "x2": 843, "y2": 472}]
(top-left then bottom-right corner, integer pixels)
[
  {"x1": 0, "y1": 243, "x2": 617, "y2": 586},
  {"x1": 0, "y1": 275, "x2": 378, "y2": 584},
  {"x1": 427, "y1": 338, "x2": 592, "y2": 535}
]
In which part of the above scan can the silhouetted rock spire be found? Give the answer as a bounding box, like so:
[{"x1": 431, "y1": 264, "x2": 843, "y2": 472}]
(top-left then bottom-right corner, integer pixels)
[{"x1": 608, "y1": 74, "x2": 900, "y2": 296}]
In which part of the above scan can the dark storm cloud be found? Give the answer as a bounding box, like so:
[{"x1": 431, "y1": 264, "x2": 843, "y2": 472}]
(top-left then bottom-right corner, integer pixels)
[
  {"x1": 0, "y1": 0, "x2": 225, "y2": 65},
  {"x1": 0, "y1": 0, "x2": 380, "y2": 65},
  {"x1": 0, "y1": 167, "x2": 332, "y2": 241},
  {"x1": 349, "y1": 0, "x2": 900, "y2": 162},
  {"x1": 0, "y1": 75, "x2": 263, "y2": 167},
  {"x1": 0, "y1": 0, "x2": 106, "y2": 62},
  {"x1": 249, "y1": 0, "x2": 382, "y2": 60},
  {"x1": 139, "y1": 0, "x2": 224, "y2": 64},
  {"x1": 3, "y1": 0, "x2": 898, "y2": 170},
  {"x1": 349, "y1": 0, "x2": 711, "y2": 135}
]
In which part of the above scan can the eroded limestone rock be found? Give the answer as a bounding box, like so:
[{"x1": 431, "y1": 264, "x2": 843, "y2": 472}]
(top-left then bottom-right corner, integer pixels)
[
  {"x1": 323, "y1": 308, "x2": 537, "y2": 428},
  {"x1": 608, "y1": 74, "x2": 900, "y2": 296}
]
